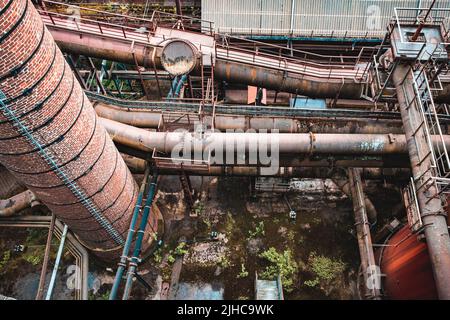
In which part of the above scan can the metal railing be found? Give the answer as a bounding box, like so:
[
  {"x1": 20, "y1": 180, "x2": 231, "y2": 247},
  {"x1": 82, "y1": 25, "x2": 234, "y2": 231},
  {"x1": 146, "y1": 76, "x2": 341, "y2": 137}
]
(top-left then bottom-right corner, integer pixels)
[
  {"x1": 403, "y1": 178, "x2": 423, "y2": 233},
  {"x1": 392, "y1": 7, "x2": 450, "y2": 46},
  {"x1": 215, "y1": 34, "x2": 372, "y2": 82}
]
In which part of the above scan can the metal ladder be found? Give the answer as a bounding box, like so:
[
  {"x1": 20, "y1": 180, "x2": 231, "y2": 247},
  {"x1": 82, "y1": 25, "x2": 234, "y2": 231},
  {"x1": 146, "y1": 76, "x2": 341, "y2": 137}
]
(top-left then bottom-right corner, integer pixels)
[
  {"x1": 400, "y1": 60, "x2": 450, "y2": 231},
  {"x1": 0, "y1": 90, "x2": 124, "y2": 245}
]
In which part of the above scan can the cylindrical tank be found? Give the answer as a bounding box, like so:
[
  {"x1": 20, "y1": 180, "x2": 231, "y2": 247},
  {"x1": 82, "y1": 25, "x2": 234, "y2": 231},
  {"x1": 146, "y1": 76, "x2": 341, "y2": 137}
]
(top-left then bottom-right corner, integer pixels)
[
  {"x1": 0, "y1": 0, "x2": 155, "y2": 260},
  {"x1": 379, "y1": 225, "x2": 438, "y2": 299}
]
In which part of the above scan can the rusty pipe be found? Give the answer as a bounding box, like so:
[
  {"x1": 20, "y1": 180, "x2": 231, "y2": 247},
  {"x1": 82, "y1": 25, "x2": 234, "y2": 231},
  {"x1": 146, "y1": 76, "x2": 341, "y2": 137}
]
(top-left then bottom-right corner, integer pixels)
[
  {"x1": 393, "y1": 64, "x2": 450, "y2": 299},
  {"x1": 44, "y1": 20, "x2": 364, "y2": 100},
  {"x1": 123, "y1": 153, "x2": 410, "y2": 180},
  {"x1": 0, "y1": 190, "x2": 40, "y2": 217},
  {"x1": 93, "y1": 102, "x2": 404, "y2": 134},
  {"x1": 333, "y1": 177, "x2": 378, "y2": 223},
  {"x1": 99, "y1": 117, "x2": 450, "y2": 156},
  {"x1": 214, "y1": 60, "x2": 365, "y2": 99}
]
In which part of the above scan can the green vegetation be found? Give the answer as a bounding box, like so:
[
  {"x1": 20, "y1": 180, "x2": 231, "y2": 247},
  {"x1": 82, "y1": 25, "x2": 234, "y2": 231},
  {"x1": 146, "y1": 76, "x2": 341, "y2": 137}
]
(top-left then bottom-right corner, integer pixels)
[
  {"x1": 286, "y1": 230, "x2": 296, "y2": 242},
  {"x1": 259, "y1": 247, "x2": 298, "y2": 292},
  {"x1": 152, "y1": 248, "x2": 162, "y2": 264},
  {"x1": 193, "y1": 202, "x2": 205, "y2": 216},
  {"x1": 167, "y1": 254, "x2": 176, "y2": 264},
  {"x1": 219, "y1": 256, "x2": 231, "y2": 269},
  {"x1": 304, "y1": 252, "x2": 346, "y2": 292},
  {"x1": 23, "y1": 247, "x2": 43, "y2": 266},
  {"x1": 0, "y1": 250, "x2": 11, "y2": 272},
  {"x1": 224, "y1": 212, "x2": 236, "y2": 236},
  {"x1": 98, "y1": 290, "x2": 111, "y2": 300},
  {"x1": 174, "y1": 242, "x2": 189, "y2": 256},
  {"x1": 248, "y1": 221, "x2": 265, "y2": 239},
  {"x1": 167, "y1": 242, "x2": 189, "y2": 265},
  {"x1": 237, "y1": 263, "x2": 249, "y2": 279}
]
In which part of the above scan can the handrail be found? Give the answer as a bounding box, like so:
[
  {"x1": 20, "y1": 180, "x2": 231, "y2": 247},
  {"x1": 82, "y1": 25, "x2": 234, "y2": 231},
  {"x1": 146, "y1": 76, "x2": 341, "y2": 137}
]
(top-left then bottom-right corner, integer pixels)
[
  {"x1": 217, "y1": 33, "x2": 373, "y2": 65},
  {"x1": 38, "y1": 10, "x2": 155, "y2": 45}
]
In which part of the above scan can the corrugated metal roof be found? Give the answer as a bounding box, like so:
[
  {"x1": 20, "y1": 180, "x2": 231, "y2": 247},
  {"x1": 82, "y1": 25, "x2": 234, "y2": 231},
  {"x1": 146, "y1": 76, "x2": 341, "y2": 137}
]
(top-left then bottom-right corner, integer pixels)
[{"x1": 202, "y1": 0, "x2": 450, "y2": 38}]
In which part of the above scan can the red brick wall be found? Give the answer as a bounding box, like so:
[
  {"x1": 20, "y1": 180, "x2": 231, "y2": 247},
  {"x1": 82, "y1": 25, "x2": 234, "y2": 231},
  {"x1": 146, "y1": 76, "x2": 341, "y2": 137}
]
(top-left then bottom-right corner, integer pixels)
[{"x1": 0, "y1": 0, "x2": 145, "y2": 259}]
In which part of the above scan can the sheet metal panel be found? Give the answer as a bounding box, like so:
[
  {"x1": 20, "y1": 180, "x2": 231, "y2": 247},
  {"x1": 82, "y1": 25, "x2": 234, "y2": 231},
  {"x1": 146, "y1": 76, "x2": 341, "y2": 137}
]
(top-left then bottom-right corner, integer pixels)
[{"x1": 202, "y1": 0, "x2": 450, "y2": 38}]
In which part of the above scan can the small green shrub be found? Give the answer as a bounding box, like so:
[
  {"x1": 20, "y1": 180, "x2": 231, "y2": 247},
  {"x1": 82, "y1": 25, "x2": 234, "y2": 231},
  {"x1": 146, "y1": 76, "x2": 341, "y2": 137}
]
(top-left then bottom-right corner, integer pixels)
[
  {"x1": 248, "y1": 221, "x2": 265, "y2": 239},
  {"x1": 23, "y1": 248, "x2": 43, "y2": 266},
  {"x1": 237, "y1": 263, "x2": 249, "y2": 279},
  {"x1": 193, "y1": 202, "x2": 205, "y2": 216},
  {"x1": 259, "y1": 247, "x2": 298, "y2": 292},
  {"x1": 167, "y1": 254, "x2": 176, "y2": 264},
  {"x1": 153, "y1": 248, "x2": 162, "y2": 264},
  {"x1": 305, "y1": 252, "x2": 346, "y2": 294},
  {"x1": 304, "y1": 278, "x2": 320, "y2": 288},
  {"x1": 219, "y1": 256, "x2": 231, "y2": 268},
  {"x1": 174, "y1": 242, "x2": 188, "y2": 256},
  {"x1": 0, "y1": 250, "x2": 11, "y2": 272},
  {"x1": 308, "y1": 252, "x2": 346, "y2": 282}
]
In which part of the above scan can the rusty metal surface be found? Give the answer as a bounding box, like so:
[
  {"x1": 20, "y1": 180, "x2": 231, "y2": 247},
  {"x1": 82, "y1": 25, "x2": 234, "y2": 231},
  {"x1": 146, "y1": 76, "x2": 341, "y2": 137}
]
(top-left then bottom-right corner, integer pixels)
[
  {"x1": 93, "y1": 102, "x2": 405, "y2": 134},
  {"x1": 380, "y1": 225, "x2": 438, "y2": 300},
  {"x1": 393, "y1": 64, "x2": 450, "y2": 299},
  {"x1": 99, "y1": 117, "x2": 450, "y2": 156}
]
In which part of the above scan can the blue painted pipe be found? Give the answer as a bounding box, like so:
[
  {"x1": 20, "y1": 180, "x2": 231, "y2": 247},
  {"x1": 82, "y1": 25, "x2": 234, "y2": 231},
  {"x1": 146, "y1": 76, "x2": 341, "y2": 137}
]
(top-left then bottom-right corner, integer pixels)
[
  {"x1": 167, "y1": 76, "x2": 179, "y2": 99},
  {"x1": 122, "y1": 174, "x2": 158, "y2": 300},
  {"x1": 109, "y1": 166, "x2": 150, "y2": 300},
  {"x1": 167, "y1": 75, "x2": 187, "y2": 99},
  {"x1": 174, "y1": 74, "x2": 187, "y2": 98}
]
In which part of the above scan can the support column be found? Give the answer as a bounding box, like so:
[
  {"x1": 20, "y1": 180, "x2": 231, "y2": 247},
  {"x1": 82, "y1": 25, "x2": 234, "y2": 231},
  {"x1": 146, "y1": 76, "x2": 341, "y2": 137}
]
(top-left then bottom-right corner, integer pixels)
[
  {"x1": 393, "y1": 64, "x2": 450, "y2": 299},
  {"x1": 348, "y1": 168, "x2": 381, "y2": 300}
]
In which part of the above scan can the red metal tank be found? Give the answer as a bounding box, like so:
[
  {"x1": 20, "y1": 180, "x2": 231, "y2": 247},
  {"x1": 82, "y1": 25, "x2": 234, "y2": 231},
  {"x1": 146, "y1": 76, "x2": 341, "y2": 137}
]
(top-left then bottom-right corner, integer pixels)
[{"x1": 380, "y1": 225, "x2": 437, "y2": 299}]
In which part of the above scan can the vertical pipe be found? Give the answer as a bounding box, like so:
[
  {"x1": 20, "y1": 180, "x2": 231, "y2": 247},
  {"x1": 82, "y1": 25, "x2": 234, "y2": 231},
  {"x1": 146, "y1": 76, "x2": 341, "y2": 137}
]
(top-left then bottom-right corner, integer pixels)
[
  {"x1": 45, "y1": 223, "x2": 68, "y2": 300},
  {"x1": 109, "y1": 166, "x2": 150, "y2": 300},
  {"x1": 289, "y1": 0, "x2": 295, "y2": 34},
  {"x1": 393, "y1": 64, "x2": 450, "y2": 299},
  {"x1": 348, "y1": 168, "x2": 380, "y2": 299},
  {"x1": 122, "y1": 174, "x2": 158, "y2": 300},
  {"x1": 175, "y1": 0, "x2": 183, "y2": 16}
]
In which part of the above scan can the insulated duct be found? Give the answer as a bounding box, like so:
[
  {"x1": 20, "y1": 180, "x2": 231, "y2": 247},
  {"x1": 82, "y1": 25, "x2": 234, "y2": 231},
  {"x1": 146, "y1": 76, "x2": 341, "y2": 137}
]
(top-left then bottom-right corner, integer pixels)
[{"x1": 0, "y1": 0, "x2": 151, "y2": 260}]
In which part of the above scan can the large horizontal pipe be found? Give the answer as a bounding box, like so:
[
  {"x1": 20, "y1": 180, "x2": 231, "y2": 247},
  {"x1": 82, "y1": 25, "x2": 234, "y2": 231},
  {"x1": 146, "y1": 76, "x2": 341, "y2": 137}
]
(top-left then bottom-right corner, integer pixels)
[
  {"x1": 49, "y1": 28, "x2": 163, "y2": 69},
  {"x1": 41, "y1": 15, "x2": 365, "y2": 100},
  {"x1": 93, "y1": 102, "x2": 405, "y2": 134},
  {"x1": 122, "y1": 153, "x2": 410, "y2": 179},
  {"x1": 44, "y1": 11, "x2": 450, "y2": 103},
  {"x1": 214, "y1": 60, "x2": 365, "y2": 99},
  {"x1": 99, "y1": 117, "x2": 450, "y2": 156},
  {"x1": 118, "y1": 142, "x2": 410, "y2": 168},
  {"x1": 0, "y1": 190, "x2": 40, "y2": 217}
]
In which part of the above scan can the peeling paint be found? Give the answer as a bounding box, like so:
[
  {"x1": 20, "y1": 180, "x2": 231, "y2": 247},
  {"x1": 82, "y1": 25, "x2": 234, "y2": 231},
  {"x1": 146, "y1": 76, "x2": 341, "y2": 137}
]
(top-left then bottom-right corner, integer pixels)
[{"x1": 359, "y1": 139, "x2": 385, "y2": 152}]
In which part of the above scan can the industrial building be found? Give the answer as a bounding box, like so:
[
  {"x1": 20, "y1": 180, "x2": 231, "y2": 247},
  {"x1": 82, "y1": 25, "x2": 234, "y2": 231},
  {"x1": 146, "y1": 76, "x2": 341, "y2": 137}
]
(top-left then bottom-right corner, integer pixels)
[{"x1": 0, "y1": 0, "x2": 449, "y2": 301}]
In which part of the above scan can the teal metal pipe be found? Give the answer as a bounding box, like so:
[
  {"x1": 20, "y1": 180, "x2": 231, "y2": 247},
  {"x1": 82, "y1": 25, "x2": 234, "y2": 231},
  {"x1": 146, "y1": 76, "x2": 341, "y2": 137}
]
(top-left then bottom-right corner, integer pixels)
[
  {"x1": 122, "y1": 174, "x2": 159, "y2": 300},
  {"x1": 109, "y1": 165, "x2": 150, "y2": 300}
]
